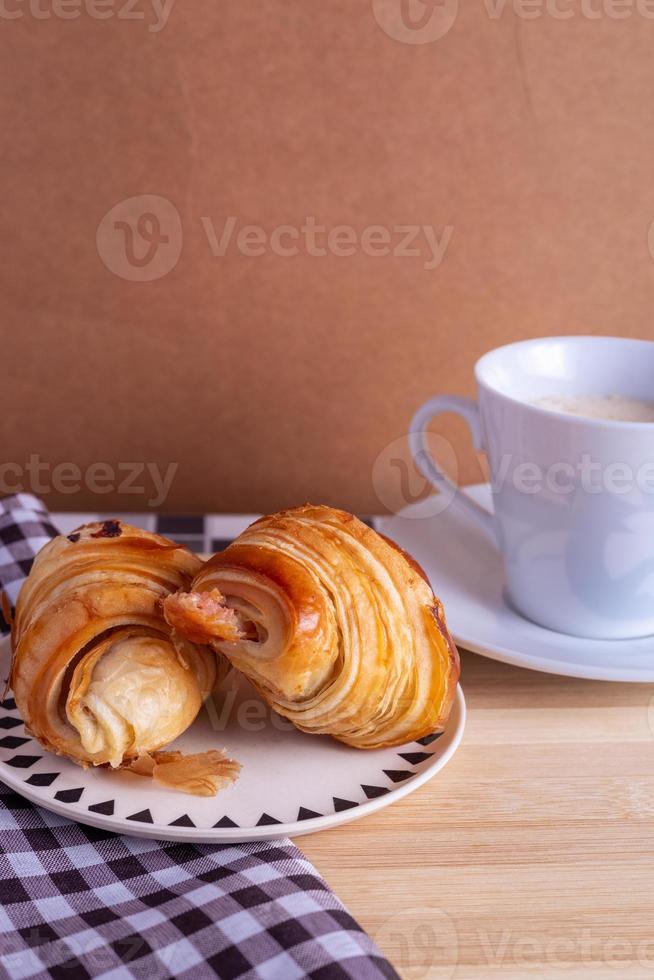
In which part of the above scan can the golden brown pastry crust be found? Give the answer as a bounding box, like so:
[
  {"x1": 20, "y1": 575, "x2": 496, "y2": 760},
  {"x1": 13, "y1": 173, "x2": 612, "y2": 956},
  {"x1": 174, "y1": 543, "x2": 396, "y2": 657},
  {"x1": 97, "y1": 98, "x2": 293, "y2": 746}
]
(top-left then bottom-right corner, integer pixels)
[
  {"x1": 10, "y1": 520, "x2": 228, "y2": 769},
  {"x1": 164, "y1": 504, "x2": 459, "y2": 749},
  {"x1": 127, "y1": 749, "x2": 241, "y2": 796}
]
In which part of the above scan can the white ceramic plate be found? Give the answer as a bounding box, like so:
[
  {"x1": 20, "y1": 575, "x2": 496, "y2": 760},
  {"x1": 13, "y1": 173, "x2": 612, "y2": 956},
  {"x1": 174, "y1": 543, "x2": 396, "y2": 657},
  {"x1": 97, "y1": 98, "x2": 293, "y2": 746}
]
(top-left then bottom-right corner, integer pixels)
[
  {"x1": 0, "y1": 638, "x2": 465, "y2": 842},
  {"x1": 379, "y1": 484, "x2": 654, "y2": 682}
]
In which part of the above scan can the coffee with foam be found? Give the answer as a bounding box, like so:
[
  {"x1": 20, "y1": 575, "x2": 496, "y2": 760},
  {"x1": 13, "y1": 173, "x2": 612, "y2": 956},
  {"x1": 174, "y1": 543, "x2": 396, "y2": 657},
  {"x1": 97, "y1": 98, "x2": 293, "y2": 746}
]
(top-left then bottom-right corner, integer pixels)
[{"x1": 533, "y1": 394, "x2": 654, "y2": 423}]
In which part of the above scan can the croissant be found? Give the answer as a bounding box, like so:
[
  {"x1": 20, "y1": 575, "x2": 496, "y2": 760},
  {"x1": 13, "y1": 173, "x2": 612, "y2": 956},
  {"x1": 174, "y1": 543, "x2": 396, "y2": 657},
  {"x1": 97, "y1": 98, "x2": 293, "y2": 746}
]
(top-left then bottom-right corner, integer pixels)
[
  {"x1": 164, "y1": 504, "x2": 459, "y2": 749},
  {"x1": 10, "y1": 520, "x2": 230, "y2": 770}
]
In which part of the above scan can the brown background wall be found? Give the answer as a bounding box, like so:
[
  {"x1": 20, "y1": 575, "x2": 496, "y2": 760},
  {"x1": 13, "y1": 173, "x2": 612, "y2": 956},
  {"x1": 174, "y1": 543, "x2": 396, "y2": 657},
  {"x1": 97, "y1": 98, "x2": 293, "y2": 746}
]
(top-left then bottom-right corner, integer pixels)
[{"x1": 2, "y1": 0, "x2": 654, "y2": 514}]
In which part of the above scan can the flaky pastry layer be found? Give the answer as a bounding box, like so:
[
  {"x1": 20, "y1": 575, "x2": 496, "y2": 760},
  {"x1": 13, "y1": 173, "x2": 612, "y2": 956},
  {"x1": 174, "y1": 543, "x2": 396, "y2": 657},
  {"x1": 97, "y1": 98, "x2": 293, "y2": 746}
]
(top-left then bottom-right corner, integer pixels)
[
  {"x1": 165, "y1": 504, "x2": 459, "y2": 749},
  {"x1": 10, "y1": 520, "x2": 229, "y2": 770}
]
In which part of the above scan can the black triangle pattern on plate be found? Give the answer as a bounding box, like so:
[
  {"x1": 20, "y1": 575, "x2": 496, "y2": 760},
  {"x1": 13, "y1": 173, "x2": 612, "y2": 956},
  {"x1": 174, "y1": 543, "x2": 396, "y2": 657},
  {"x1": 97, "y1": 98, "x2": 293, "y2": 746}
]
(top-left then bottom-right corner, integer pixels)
[
  {"x1": 361, "y1": 785, "x2": 390, "y2": 799},
  {"x1": 0, "y1": 698, "x2": 17, "y2": 711},
  {"x1": 6, "y1": 755, "x2": 41, "y2": 769},
  {"x1": 169, "y1": 814, "x2": 195, "y2": 827},
  {"x1": 416, "y1": 733, "x2": 443, "y2": 746},
  {"x1": 297, "y1": 807, "x2": 322, "y2": 821},
  {"x1": 26, "y1": 772, "x2": 60, "y2": 787},
  {"x1": 55, "y1": 788, "x2": 84, "y2": 804},
  {"x1": 383, "y1": 769, "x2": 414, "y2": 783},
  {"x1": 398, "y1": 751, "x2": 433, "y2": 765},
  {"x1": 0, "y1": 736, "x2": 31, "y2": 749},
  {"x1": 214, "y1": 816, "x2": 238, "y2": 828},
  {"x1": 257, "y1": 813, "x2": 281, "y2": 826},
  {"x1": 0, "y1": 717, "x2": 23, "y2": 729},
  {"x1": 333, "y1": 797, "x2": 359, "y2": 812},
  {"x1": 88, "y1": 800, "x2": 115, "y2": 816},
  {"x1": 127, "y1": 809, "x2": 153, "y2": 823}
]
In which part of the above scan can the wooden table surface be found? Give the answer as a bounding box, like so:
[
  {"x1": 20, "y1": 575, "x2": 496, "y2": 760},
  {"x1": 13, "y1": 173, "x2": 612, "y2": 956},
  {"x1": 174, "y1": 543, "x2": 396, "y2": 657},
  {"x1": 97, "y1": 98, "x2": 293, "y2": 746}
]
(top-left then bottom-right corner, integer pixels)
[{"x1": 298, "y1": 649, "x2": 654, "y2": 980}]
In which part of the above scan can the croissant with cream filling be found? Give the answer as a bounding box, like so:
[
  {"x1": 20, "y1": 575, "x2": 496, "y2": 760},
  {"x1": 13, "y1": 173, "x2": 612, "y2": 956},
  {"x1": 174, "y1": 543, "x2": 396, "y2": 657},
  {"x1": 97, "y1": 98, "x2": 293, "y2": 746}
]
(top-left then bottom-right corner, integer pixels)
[
  {"x1": 164, "y1": 504, "x2": 459, "y2": 749},
  {"x1": 10, "y1": 520, "x2": 229, "y2": 770}
]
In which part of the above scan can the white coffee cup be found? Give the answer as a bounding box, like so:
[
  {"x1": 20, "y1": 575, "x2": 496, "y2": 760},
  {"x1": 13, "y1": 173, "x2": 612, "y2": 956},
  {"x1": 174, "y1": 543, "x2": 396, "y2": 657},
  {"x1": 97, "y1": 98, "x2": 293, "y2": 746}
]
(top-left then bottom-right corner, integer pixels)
[{"x1": 409, "y1": 336, "x2": 654, "y2": 639}]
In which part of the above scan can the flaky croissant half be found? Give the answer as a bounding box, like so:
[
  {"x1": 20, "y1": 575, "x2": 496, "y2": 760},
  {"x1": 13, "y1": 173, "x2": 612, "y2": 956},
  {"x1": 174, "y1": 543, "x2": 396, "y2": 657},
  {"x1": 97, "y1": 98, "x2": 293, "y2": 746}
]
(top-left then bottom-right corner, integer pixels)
[
  {"x1": 10, "y1": 520, "x2": 230, "y2": 770},
  {"x1": 165, "y1": 504, "x2": 460, "y2": 749}
]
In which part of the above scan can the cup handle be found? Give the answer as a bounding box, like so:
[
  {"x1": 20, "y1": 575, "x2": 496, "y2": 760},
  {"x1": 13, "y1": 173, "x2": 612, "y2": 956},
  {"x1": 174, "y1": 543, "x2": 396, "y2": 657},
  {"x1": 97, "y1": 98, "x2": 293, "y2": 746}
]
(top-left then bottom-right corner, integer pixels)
[{"x1": 409, "y1": 395, "x2": 498, "y2": 545}]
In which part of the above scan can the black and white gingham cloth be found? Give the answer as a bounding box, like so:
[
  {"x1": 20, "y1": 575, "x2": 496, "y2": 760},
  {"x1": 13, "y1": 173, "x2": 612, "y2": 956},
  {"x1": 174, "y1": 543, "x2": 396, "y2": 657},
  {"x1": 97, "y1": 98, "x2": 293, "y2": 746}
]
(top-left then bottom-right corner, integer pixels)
[
  {"x1": 0, "y1": 495, "x2": 59, "y2": 612},
  {"x1": 0, "y1": 495, "x2": 398, "y2": 980}
]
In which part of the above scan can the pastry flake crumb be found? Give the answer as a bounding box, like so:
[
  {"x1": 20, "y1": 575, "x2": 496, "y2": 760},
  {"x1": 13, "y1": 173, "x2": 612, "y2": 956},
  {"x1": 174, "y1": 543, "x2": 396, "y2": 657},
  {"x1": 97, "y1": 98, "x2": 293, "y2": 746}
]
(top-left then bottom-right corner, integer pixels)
[
  {"x1": 163, "y1": 588, "x2": 245, "y2": 644},
  {"x1": 127, "y1": 748, "x2": 241, "y2": 797}
]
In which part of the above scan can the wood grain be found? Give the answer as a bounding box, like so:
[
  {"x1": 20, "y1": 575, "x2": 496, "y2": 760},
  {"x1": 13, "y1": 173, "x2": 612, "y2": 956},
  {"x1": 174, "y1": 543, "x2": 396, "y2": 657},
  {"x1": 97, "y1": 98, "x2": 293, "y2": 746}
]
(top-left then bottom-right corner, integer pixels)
[{"x1": 297, "y1": 650, "x2": 654, "y2": 979}]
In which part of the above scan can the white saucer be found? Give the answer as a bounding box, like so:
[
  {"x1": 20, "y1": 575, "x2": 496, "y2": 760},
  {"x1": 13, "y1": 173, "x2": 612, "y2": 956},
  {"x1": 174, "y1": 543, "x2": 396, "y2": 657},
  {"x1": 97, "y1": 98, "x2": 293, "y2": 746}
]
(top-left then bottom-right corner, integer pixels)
[
  {"x1": 0, "y1": 638, "x2": 465, "y2": 842},
  {"x1": 379, "y1": 484, "x2": 654, "y2": 682}
]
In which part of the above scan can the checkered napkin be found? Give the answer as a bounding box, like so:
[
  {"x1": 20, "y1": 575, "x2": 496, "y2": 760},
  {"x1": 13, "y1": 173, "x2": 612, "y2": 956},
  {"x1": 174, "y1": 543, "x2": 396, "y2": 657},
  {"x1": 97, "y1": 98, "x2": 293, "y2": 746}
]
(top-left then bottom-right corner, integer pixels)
[{"x1": 0, "y1": 494, "x2": 398, "y2": 980}]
